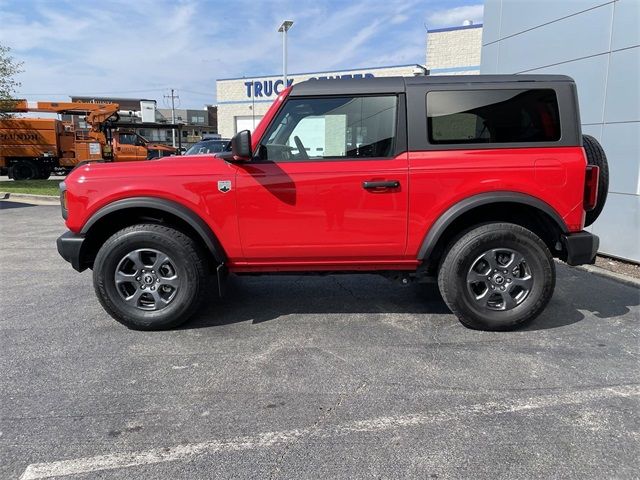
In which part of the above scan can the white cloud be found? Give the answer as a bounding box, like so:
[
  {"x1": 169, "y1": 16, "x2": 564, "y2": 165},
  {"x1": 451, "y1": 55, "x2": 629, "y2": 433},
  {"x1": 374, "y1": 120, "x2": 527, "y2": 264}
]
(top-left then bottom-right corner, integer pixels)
[
  {"x1": 426, "y1": 4, "x2": 484, "y2": 28},
  {"x1": 390, "y1": 14, "x2": 409, "y2": 25}
]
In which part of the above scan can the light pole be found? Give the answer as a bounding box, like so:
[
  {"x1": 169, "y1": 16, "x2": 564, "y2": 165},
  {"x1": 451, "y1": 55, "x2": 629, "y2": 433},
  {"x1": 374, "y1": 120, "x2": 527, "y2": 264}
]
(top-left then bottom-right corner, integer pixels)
[{"x1": 278, "y1": 20, "x2": 294, "y2": 87}]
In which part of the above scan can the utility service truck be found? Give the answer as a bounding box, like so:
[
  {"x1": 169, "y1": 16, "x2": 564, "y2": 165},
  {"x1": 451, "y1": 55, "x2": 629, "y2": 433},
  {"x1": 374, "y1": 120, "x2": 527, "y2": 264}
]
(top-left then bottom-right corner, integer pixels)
[{"x1": 0, "y1": 100, "x2": 176, "y2": 180}]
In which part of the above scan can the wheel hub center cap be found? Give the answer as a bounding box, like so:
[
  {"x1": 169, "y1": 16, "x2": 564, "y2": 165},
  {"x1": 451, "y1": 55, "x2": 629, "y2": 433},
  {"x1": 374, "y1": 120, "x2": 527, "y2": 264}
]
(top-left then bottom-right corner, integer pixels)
[
  {"x1": 493, "y1": 274, "x2": 505, "y2": 285},
  {"x1": 143, "y1": 274, "x2": 155, "y2": 285}
]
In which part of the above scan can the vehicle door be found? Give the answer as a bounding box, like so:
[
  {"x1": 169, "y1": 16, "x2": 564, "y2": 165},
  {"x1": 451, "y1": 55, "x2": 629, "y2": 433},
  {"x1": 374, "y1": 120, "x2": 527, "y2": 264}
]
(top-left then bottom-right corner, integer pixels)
[
  {"x1": 113, "y1": 133, "x2": 139, "y2": 162},
  {"x1": 235, "y1": 94, "x2": 409, "y2": 261},
  {"x1": 134, "y1": 134, "x2": 149, "y2": 160}
]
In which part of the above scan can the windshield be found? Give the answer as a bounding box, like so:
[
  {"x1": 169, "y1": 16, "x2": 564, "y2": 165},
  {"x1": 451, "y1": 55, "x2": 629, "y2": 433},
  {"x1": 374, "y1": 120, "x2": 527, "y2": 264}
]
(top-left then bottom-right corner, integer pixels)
[{"x1": 185, "y1": 141, "x2": 228, "y2": 155}]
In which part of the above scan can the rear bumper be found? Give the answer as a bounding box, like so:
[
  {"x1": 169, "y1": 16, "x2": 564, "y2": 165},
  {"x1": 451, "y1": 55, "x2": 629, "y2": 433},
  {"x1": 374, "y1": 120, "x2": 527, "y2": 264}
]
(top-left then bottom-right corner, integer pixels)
[
  {"x1": 56, "y1": 231, "x2": 87, "y2": 272},
  {"x1": 561, "y1": 231, "x2": 599, "y2": 266}
]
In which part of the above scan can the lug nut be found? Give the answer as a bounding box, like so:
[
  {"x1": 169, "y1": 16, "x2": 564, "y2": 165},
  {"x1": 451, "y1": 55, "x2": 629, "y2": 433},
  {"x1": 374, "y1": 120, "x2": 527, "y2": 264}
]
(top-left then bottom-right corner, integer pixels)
[
  {"x1": 156, "y1": 278, "x2": 160, "y2": 283},
  {"x1": 136, "y1": 277, "x2": 140, "y2": 281},
  {"x1": 490, "y1": 285, "x2": 495, "y2": 289},
  {"x1": 141, "y1": 285, "x2": 145, "y2": 289},
  {"x1": 151, "y1": 287, "x2": 155, "y2": 290},
  {"x1": 507, "y1": 278, "x2": 512, "y2": 283},
  {"x1": 500, "y1": 286, "x2": 505, "y2": 291}
]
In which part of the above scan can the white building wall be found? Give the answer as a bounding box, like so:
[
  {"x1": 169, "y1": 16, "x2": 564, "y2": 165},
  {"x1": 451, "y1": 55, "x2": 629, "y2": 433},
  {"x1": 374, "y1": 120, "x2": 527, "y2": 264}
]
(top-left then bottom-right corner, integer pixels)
[
  {"x1": 481, "y1": 0, "x2": 640, "y2": 262},
  {"x1": 216, "y1": 65, "x2": 422, "y2": 139},
  {"x1": 426, "y1": 24, "x2": 483, "y2": 75}
]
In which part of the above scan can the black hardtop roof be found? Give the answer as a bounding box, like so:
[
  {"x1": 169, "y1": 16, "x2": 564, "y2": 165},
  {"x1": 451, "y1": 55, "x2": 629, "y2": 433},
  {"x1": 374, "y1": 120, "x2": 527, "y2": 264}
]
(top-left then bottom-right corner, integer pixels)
[{"x1": 290, "y1": 74, "x2": 575, "y2": 96}]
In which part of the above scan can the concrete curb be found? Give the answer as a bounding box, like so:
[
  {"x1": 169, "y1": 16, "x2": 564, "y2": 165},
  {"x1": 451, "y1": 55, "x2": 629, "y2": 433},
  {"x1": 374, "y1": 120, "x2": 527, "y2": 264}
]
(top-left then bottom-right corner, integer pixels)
[
  {"x1": 0, "y1": 192, "x2": 60, "y2": 204},
  {"x1": 576, "y1": 264, "x2": 640, "y2": 289}
]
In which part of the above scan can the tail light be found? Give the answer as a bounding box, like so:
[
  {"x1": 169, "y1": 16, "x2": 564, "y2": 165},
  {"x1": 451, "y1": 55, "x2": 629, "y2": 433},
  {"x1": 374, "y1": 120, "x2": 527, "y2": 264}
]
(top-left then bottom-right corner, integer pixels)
[
  {"x1": 584, "y1": 165, "x2": 599, "y2": 211},
  {"x1": 59, "y1": 182, "x2": 68, "y2": 220}
]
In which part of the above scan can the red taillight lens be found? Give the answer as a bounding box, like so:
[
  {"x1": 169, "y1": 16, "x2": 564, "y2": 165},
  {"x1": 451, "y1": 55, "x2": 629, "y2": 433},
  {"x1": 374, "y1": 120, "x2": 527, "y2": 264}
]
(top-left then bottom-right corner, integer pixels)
[{"x1": 584, "y1": 165, "x2": 599, "y2": 211}]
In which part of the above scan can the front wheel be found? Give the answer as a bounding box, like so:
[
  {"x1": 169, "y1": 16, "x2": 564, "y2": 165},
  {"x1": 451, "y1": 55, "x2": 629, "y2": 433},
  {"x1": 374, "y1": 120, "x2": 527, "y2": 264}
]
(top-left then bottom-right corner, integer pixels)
[
  {"x1": 438, "y1": 223, "x2": 555, "y2": 331},
  {"x1": 93, "y1": 224, "x2": 210, "y2": 330}
]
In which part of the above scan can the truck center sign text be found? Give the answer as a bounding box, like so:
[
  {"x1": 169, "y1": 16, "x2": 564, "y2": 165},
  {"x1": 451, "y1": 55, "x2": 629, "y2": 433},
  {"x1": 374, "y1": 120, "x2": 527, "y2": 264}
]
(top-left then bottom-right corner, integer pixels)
[{"x1": 244, "y1": 73, "x2": 375, "y2": 98}]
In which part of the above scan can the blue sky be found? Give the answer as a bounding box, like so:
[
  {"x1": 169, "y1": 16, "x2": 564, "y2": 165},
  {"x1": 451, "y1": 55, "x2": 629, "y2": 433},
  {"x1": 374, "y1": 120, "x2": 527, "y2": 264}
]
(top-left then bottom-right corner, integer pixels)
[{"x1": 0, "y1": 0, "x2": 483, "y2": 109}]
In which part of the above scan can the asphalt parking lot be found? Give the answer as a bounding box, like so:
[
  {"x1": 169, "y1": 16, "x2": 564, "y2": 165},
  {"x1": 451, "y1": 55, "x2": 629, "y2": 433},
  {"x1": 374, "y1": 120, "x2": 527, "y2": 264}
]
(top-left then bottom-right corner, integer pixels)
[{"x1": 1, "y1": 201, "x2": 639, "y2": 479}]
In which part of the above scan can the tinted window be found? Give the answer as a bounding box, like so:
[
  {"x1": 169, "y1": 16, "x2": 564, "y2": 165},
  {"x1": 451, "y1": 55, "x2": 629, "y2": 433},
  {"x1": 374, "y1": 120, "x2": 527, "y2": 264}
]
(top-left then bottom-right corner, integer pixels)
[
  {"x1": 259, "y1": 96, "x2": 397, "y2": 161},
  {"x1": 427, "y1": 89, "x2": 560, "y2": 144}
]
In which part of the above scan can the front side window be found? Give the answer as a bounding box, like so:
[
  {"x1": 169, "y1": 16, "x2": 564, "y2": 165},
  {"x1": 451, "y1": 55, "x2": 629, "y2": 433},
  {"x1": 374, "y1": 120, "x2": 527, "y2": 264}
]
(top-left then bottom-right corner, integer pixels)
[
  {"x1": 427, "y1": 89, "x2": 561, "y2": 145},
  {"x1": 258, "y1": 96, "x2": 397, "y2": 161},
  {"x1": 119, "y1": 133, "x2": 137, "y2": 145}
]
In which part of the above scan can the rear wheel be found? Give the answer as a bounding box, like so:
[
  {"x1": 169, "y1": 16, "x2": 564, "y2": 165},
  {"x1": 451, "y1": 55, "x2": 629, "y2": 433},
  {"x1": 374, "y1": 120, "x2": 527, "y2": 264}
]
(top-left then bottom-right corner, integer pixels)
[
  {"x1": 93, "y1": 224, "x2": 210, "y2": 330},
  {"x1": 37, "y1": 166, "x2": 51, "y2": 179},
  {"x1": 438, "y1": 223, "x2": 555, "y2": 331},
  {"x1": 9, "y1": 160, "x2": 38, "y2": 181}
]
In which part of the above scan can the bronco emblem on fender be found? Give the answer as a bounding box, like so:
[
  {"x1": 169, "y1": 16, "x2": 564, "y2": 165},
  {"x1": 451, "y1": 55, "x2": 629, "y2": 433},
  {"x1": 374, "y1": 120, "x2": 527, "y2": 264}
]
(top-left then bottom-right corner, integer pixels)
[{"x1": 218, "y1": 180, "x2": 231, "y2": 193}]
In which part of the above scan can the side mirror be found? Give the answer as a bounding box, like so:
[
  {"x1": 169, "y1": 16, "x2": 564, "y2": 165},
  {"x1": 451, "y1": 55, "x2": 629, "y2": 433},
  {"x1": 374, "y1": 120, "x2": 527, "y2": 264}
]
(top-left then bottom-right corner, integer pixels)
[{"x1": 231, "y1": 130, "x2": 252, "y2": 161}]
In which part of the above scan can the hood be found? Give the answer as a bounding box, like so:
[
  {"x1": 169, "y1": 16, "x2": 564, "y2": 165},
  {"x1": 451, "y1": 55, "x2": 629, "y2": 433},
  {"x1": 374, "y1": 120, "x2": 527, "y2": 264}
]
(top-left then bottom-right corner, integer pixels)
[
  {"x1": 68, "y1": 153, "x2": 234, "y2": 181},
  {"x1": 147, "y1": 143, "x2": 176, "y2": 152}
]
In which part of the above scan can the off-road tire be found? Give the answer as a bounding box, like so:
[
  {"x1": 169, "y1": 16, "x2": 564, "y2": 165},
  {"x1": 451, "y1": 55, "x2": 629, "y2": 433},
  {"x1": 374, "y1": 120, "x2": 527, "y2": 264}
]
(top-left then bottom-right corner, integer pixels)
[
  {"x1": 438, "y1": 223, "x2": 555, "y2": 331},
  {"x1": 582, "y1": 134, "x2": 609, "y2": 227},
  {"x1": 93, "y1": 224, "x2": 210, "y2": 330}
]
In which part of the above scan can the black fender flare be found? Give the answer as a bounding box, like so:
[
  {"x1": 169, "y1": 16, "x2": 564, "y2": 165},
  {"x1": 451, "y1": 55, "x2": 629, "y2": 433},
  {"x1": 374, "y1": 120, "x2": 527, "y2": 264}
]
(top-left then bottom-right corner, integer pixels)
[
  {"x1": 81, "y1": 197, "x2": 226, "y2": 263},
  {"x1": 417, "y1": 191, "x2": 568, "y2": 260}
]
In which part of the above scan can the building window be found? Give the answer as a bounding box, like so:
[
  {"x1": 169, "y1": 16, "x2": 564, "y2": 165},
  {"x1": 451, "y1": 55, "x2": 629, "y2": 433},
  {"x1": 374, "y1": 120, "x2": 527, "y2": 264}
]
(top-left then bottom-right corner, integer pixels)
[
  {"x1": 426, "y1": 89, "x2": 561, "y2": 144},
  {"x1": 259, "y1": 96, "x2": 397, "y2": 161},
  {"x1": 191, "y1": 115, "x2": 205, "y2": 124}
]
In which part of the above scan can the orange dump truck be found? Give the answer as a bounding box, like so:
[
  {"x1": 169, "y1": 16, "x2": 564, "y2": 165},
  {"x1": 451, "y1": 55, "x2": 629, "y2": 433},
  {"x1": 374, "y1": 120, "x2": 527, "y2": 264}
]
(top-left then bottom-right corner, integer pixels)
[{"x1": 0, "y1": 100, "x2": 176, "y2": 180}]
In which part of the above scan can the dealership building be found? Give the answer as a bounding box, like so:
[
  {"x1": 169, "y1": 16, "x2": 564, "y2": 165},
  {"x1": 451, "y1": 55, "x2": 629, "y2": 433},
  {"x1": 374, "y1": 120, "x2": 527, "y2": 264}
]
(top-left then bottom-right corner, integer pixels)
[{"x1": 482, "y1": 0, "x2": 639, "y2": 262}]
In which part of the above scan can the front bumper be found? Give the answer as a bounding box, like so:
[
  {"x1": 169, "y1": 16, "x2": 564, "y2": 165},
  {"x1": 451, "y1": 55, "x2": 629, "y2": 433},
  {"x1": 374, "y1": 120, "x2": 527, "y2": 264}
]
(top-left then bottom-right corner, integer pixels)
[
  {"x1": 56, "y1": 231, "x2": 87, "y2": 272},
  {"x1": 561, "y1": 231, "x2": 599, "y2": 266}
]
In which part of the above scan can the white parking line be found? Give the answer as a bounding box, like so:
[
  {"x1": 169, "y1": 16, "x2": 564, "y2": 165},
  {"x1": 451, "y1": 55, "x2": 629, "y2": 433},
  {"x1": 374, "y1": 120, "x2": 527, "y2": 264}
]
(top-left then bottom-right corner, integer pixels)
[{"x1": 20, "y1": 384, "x2": 640, "y2": 480}]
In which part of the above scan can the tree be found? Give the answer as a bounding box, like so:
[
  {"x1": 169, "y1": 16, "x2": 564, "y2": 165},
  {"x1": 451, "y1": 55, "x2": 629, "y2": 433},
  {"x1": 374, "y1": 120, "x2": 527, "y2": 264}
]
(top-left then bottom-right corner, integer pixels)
[{"x1": 0, "y1": 44, "x2": 23, "y2": 117}]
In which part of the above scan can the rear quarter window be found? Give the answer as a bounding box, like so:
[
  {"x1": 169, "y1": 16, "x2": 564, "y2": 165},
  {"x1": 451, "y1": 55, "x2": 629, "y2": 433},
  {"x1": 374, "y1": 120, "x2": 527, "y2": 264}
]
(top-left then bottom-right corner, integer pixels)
[{"x1": 427, "y1": 89, "x2": 561, "y2": 145}]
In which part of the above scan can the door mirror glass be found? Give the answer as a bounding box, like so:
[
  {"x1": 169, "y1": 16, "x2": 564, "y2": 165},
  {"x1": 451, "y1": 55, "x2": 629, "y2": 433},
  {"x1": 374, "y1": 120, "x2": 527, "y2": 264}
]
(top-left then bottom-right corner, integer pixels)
[{"x1": 231, "y1": 130, "x2": 252, "y2": 161}]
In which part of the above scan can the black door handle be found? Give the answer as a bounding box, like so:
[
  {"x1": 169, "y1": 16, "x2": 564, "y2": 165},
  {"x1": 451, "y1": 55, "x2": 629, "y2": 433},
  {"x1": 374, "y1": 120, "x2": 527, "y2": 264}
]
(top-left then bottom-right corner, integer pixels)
[{"x1": 363, "y1": 180, "x2": 400, "y2": 190}]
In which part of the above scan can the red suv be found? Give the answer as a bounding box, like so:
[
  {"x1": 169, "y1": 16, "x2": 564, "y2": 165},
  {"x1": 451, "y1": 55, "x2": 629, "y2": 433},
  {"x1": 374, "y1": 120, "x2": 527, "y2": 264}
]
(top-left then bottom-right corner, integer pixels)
[{"x1": 57, "y1": 75, "x2": 608, "y2": 331}]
